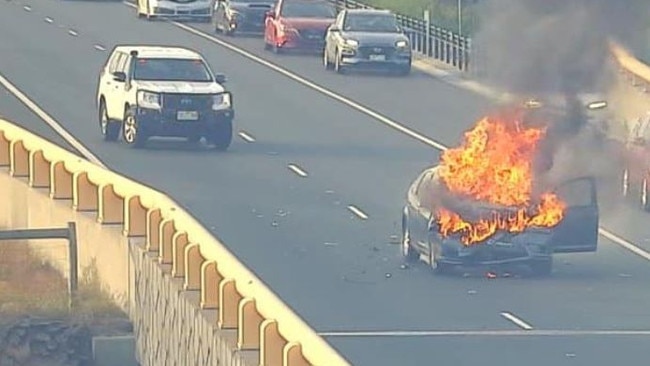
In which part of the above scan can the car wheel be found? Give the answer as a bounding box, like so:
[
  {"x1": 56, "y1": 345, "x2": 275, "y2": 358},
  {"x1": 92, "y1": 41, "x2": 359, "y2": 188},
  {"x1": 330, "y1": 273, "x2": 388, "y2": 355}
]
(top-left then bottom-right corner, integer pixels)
[
  {"x1": 207, "y1": 120, "x2": 233, "y2": 151},
  {"x1": 529, "y1": 258, "x2": 552, "y2": 277},
  {"x1": 99, "y1": 100, "x2": 120, "y2": 142},
  {"x1": 641, "y1": 178, "x2": 650, "y2": 211},
  {"x1": 122, "y1": 109, "x2": 147, "y2": 148},
  {"x1": 323, "y1": 48, "x2": 333, "y2": 70},
  {"x1": 401, "y1": 214, "x2": 419, "y2": 263},
  {"x1": 334, "y1": 48, "x2": 345, "y2": 74}
]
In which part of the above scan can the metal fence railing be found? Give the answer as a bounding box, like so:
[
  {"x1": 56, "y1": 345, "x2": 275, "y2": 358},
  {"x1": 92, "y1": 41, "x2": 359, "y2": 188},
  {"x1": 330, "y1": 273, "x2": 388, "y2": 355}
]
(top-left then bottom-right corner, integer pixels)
[{"x1": 326, "y1": 0, "x2": 474, "y2": 73}]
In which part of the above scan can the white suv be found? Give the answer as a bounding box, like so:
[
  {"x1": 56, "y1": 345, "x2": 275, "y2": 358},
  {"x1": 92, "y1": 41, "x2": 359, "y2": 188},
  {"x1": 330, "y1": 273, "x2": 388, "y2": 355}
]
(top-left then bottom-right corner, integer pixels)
[
  {"x1": 136, "y1": 0, "x2": 213, "y2": 21},
  {"x1": 95, "y1": 45, "x2": 234, "y2": 150}
]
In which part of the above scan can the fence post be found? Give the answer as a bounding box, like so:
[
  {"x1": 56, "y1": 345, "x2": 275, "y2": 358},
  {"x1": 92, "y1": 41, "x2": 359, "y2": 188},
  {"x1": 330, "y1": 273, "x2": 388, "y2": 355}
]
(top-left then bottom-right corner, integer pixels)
[
  {"x1": 67, "y1": 221, "x2": 78, "y2": 309},
  {"x1": 423, "y1": 10, "x2": 431, "y2": 57}
]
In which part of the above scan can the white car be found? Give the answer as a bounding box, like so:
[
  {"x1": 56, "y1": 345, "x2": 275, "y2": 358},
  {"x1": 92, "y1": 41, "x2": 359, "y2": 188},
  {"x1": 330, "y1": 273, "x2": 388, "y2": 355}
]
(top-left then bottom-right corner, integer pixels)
[
  {"x1": 95, "y1": 45, "x2": 234, "y2": 150},
  {"x1": 136, "y1": 0, "x2": 213, "y2": 21}
]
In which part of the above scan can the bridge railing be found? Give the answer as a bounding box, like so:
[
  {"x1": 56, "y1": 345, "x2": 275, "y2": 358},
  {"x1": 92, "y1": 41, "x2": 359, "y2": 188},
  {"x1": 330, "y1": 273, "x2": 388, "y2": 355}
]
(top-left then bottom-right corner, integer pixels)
[{"x1": 0, "y1": 118, "x2": 350, "y2": 366}]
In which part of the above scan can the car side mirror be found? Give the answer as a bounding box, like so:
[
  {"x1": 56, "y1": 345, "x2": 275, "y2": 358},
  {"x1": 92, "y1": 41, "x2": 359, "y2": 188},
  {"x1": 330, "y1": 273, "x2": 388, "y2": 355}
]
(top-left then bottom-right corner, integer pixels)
[
  {"x1": 265, "y1": 10, "x2": 275, "y2": 19},
  {"x1": 215, "y1": 73, "x2": 227, "y2": 84},
  {"x1": 329, "y1": 25, "x2": 340, "y2": 32},
  {"x1": 112, "y1": 71, "x2": 127, "y2": 83}
]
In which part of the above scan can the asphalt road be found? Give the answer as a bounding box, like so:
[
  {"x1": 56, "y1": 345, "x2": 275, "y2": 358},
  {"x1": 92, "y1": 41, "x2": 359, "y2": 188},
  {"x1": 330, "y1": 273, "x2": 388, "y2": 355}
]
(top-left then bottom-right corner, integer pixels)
[{"x1": 2, "y1": 1, "x2": 650, "y2": 365}]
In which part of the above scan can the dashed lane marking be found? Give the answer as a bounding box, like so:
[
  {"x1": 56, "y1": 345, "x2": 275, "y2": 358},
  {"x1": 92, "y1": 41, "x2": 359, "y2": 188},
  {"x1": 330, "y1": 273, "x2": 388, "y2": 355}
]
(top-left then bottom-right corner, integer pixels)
[
  {"x1": 500, "y1": 312, "x2": 534, "y2": 330},
  {"x1": 287, "y1": 163, "x2": 308, "y2": 178}
]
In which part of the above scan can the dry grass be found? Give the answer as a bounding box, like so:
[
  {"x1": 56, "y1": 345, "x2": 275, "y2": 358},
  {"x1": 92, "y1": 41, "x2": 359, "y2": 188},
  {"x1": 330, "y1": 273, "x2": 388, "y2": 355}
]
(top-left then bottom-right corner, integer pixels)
[{"x1": 0, "y1": 242, "x2": 125, "y2": 320}]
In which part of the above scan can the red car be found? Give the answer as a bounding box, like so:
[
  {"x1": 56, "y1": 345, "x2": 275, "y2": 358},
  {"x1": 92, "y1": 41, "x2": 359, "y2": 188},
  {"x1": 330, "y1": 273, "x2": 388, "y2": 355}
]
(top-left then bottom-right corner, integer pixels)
[
  {"x1": 263, "y1": 0, "x2": 337, "y2": 53},
  {"x1": 621, "y1": 113, "x2": 650, "y2": 210}
]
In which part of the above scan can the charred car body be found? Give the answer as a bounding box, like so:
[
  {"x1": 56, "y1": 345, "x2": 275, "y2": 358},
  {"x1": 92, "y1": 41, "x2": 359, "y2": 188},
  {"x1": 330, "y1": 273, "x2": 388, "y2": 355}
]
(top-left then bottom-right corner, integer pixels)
[
  {"x1": 401, "y1": 98, "x2": 607, "y2": 276},
  {"x1": 401, "y1": 166, "x2": 599, "y2": 275}
]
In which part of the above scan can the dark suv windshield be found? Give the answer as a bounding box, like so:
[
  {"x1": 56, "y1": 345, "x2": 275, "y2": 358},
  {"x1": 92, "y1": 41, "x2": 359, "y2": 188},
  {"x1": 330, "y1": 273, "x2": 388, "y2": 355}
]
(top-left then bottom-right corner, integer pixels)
[
  {"x1": 281, "y1": 2, "x2": 336, "y2": 18},
  {"x1": 133, "y1": 58, "x2": 213, "y2": 82},
  {"x1": 343, "y1": 13, "x2": 400, "y2": 32}
]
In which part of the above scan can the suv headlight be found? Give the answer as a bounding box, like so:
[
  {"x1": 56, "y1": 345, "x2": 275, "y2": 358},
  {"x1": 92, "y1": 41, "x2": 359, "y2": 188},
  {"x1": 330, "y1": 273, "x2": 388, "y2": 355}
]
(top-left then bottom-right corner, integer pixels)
[
  {"x1": 137, "y1": 91, "x2": 161, "y2": 109},
  {"x1": 396, "y1": 40, "x2": 409, "y2": 48},
  {"x1": 344, "y1": 39, "x2": 359, "y2": 47},
  {"x1": 212, "y1": 92, "x2": 232, "y2": 111}
]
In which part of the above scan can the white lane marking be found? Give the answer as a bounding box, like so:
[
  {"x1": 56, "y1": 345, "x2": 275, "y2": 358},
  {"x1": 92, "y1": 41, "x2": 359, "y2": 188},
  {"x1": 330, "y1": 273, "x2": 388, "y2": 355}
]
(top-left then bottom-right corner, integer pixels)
[
  {"x1": 23, "y1": 5, "x2": 31, "y2": 11},
  {"x1": 44, "y1": 17, "x2": 53, "y2": 24},
  {"x1": 93, "y1": 44, "x2": 107, "y2": 52},
  {"x1": 318, "y1": 329, "x2": 650, "y2": 337},
  {"x1": 124, "y1": 0, "x2": 650, "y2": 263},
  {"x1": 0, "y1": 73, "x2": 106, "y2": 168},
  {"x1": 287, "y1": 163, "x2": 308, "y2": 178},
  {"x1": 237, "y1": 130, "x2": 256, "y2": 143},
  {"x1": 500, "y1": 312, "x2": 534, "y2": 330},
  {"x1": 68, "y1": 29, "x2": 79, "y2": 37},
  {"x1": 347, "y1": 205, "x2": 369, "y2": 220},
  {"x1": 599, "y1": 228, "x2": 650, "y2": 261}
]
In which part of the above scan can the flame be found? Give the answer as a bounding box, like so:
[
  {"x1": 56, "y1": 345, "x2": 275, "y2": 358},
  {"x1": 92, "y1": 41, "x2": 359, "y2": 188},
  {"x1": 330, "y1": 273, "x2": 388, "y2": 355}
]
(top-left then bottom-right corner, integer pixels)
[{"x1": 436, "y1": 111, "x2": 566, "y2": 245}]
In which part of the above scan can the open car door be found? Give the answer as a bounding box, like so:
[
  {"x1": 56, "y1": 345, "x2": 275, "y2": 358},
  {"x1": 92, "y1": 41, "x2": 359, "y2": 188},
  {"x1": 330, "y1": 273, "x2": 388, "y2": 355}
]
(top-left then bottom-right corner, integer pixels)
[{"x1": 550, "y1": 176, "x2": 599, "y2": 253}]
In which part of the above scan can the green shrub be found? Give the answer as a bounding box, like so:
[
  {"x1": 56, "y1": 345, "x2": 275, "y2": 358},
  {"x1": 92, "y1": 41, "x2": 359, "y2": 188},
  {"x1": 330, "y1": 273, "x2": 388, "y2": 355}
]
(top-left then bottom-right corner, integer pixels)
[{"x1": 356, "y1": 0, "x2": 480, "y2": 35}]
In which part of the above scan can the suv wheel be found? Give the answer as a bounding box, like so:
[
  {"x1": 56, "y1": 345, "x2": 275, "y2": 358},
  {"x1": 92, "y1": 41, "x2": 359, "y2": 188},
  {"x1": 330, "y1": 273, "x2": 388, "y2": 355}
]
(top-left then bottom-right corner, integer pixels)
[
  {"x1": 207, "y1": 120, "x2": 232, "y2": 151},
  {"x1": 99, "y1": 100, "x2": 120, "y2": 142},
  {"x1": 122, "y1": 109, "x2": 147, "y2": 148}
]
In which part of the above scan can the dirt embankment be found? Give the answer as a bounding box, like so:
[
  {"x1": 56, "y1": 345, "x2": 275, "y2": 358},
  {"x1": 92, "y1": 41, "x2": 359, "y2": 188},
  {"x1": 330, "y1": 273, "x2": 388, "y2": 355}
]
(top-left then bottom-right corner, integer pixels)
[{"x1": 0, "y1": 241, "x2": 131, "y2": 366}]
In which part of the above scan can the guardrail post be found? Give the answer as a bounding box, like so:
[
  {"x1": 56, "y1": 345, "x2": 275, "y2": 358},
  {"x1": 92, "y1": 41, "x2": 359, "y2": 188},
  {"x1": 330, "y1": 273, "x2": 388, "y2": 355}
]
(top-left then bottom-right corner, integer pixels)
[
  {"x1": 28, "y1": 150, "x2": 50, "y2": 188},
  {"x1": 260, "y1": 319, "x2": 287, "y2": 366},
  {"x1": 50, "y1": 162, "x2": 73, "y2": 200},
  {"x1": 0, "y1": 131, "x2": 9, "y2": 166},
  {"x1": 283, "y1": 342, "x2": 309, "y2": 366},
  {"x1": 10, "y1": 140, "x2": 29, "y2": 177},
  {"x1": 424, "y1": 10, "x2": 430, "y2": 57},
  {"x1": 237, "y1": 298, "x2": 264, "y2": 350},
  {"x1": 183, "y1": 243, "x2": 204, "y2": 290},
  {"x1": 67, "y1": 221, "x2": 78, "y2": 308},
  {"x1": 218, "y1": 278, "x2": 241, "y2": 329},
  {"x1": 200, "y1": 261, "x2": 221, "y2": 309}
]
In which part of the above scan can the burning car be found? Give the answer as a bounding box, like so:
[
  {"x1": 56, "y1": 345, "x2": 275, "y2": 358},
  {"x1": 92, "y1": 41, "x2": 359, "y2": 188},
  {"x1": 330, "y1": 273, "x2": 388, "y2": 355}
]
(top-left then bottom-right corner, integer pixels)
[{"x1": 400, "y1": 108, "x2": 600, "y2": 276}]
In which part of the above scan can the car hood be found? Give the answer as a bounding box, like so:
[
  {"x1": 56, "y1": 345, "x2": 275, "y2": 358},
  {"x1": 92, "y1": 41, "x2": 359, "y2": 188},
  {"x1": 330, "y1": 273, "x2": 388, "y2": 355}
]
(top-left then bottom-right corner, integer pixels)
[
  {"x1": 340, "y1": 31, "x2": 408, "y2": 45},
  {"x1": 282, "y1": 17, "x2": 334, "y2": 30},
  {"x1": 136, "y1": 81, "x2": 225, "y2": 94}
]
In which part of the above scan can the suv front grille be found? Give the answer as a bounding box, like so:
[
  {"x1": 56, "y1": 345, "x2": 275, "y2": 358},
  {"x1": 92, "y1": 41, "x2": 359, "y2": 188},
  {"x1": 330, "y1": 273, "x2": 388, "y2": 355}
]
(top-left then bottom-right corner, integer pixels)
[{"x1": 162, "y1": 94, "x2": 212, "y2": 110}]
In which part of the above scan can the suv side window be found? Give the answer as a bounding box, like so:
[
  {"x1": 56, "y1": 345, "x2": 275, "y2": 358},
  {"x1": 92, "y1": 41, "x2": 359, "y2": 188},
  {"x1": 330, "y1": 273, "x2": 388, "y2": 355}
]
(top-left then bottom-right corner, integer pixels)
[
  {"x1": 107, "y1": 52, "x2": 122, "y2": 74},
  {"x1": 115, "y1": 53, "x2": 129, "y2": 73},
  {"x1": 336, "y1": 10, "x2": 345, "y2": 27}
]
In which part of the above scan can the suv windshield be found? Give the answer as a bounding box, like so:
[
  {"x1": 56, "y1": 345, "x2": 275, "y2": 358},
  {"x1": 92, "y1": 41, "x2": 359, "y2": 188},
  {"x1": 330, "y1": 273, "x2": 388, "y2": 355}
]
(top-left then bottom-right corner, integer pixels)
[
  {"x1": 133, "y1": 58, "x2": 213, "y2": 82},
  {"x1": 281, "y1": 2, "x2": 336, "y2": 18},
  {"x1": 343, "y1": 13, "x2": 400, "y2": 32}
]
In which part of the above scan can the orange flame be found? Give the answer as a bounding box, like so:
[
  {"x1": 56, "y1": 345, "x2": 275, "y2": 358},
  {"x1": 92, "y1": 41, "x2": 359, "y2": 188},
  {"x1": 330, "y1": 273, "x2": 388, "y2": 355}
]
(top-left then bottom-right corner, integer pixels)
[{"x1": 436, "y1": 111, "x2": 566, "y2": 245}]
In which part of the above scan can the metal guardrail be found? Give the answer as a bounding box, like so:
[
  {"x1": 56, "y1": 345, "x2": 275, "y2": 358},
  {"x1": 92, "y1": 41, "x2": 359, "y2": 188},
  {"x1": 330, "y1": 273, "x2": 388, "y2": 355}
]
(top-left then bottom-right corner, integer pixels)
[
  {"x1": 327, "y1": 0, "x2": 473, "y2": 72},
  {"x1": 0, "y1": 222, "x2": 79, "y2": 308}
]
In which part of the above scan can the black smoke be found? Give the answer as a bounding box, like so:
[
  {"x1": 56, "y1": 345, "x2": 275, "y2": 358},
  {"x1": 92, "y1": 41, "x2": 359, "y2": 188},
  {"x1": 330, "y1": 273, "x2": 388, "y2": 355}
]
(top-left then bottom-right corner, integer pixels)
[{"x1": 473, "y1": 0, "x2": 649, "y2": 96}]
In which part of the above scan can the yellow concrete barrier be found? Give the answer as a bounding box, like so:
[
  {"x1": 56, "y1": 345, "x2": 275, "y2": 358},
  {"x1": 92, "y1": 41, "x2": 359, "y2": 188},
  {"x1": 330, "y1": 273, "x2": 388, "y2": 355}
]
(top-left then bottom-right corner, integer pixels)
[
  {"x1": 610, "y1": 40, "x2": 650, "y2": 90},
  {"x1": 0, "y1": 118, "x2": 350, "y2": 366}
]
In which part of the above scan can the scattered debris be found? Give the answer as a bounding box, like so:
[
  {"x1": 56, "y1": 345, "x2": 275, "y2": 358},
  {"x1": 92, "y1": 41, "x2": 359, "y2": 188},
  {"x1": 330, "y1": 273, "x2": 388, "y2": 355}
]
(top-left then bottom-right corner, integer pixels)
[
  {"x1": 467, "y1": 290, "x2": 478, "y2": 295},
  {"x1": 385, "y1": 273, "x2": 392, "y2": 278},
  {"x1": 486, "y1": 272, "x2": 497, "y2": 279},
  {"x1": 389, "y1": 235, "x2": 400, "y2": 244},
  {"x1": 323, "y1": 242, "x2": 339, "y2": 247}
]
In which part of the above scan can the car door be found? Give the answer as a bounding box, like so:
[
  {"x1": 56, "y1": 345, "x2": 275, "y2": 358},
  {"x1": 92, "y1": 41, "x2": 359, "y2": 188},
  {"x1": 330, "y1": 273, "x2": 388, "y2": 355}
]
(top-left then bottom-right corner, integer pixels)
[
  {"x1": 626, "y1": 116, "x2": 649, "y2": 182},
  {"x1": 102, "y1": 51, "x2": 126, "y2": 120},
  {"x1": 326, "y1": 11, "x2": 345, "y2": 56},
  {"x1": 213, "y1": 0, "x2": 226, "y2": 27},
  {"x1": 406, "y1": 170, "x2": 435, "y2": 252},
  {"x1": 265, "y1": 0, "x2": 282, "y2": 44},
  {"x1": 550, "y1": 176, "x2": 599, "y2": 253},
  {"x1": 107, "y1": 52, "x2": 131, "y2": 120}
]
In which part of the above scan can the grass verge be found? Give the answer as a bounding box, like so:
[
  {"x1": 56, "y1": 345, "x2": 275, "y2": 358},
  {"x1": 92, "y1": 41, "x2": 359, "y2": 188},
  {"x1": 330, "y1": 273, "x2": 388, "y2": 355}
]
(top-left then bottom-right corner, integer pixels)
[{"x1": 0, "y1": 241, "x2": 125, "y2": 320}]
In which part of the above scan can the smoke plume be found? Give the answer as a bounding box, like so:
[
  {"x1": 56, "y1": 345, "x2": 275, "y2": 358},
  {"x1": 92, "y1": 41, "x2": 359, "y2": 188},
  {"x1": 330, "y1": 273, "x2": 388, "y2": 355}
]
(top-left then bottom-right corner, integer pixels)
[{"x1": 473, "y1": 0, "x2": 649, "y2": 96}]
